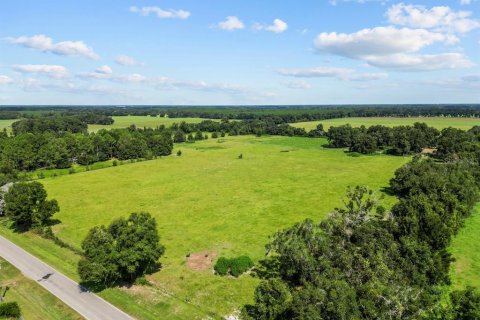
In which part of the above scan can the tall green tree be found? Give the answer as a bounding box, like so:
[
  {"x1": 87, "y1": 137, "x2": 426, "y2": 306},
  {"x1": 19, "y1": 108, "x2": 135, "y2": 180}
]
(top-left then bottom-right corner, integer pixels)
[{"x1": 4, "y1": 182, "x2": 59, "y2": 230}]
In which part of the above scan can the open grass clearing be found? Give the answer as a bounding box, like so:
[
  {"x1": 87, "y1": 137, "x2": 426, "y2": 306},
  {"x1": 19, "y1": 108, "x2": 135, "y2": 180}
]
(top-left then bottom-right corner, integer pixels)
[
  {"x1": 291, "y1": 117, "x2": 480, "y2": 131},
  {"x1": 19, "y1": 135, "x2": 408, "y2": 318}
]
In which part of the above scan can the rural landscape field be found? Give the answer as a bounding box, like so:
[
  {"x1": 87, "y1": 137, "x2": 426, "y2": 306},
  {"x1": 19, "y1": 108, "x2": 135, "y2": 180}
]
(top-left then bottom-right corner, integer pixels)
[{"x1": 1, "y1": 0, "x2": 480, "y2": 319}]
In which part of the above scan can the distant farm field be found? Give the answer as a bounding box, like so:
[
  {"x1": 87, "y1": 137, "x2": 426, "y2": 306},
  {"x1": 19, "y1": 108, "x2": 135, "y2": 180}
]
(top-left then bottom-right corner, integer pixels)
[
  {"x1": 291, "y1": 117, "x2": 480, "y2": 131},
  {"x1": 0, "y1": 257, "x2": 82, "y2": 320},
  {"x1": 0, "y1": 119, "x2": 16, "y2": 133},
  {"x1": 31, "y1": 135, "x2": 409, "y2": 319},
  {"x1": 88, "y1": 116, "x2": 213, "y2": 132}
]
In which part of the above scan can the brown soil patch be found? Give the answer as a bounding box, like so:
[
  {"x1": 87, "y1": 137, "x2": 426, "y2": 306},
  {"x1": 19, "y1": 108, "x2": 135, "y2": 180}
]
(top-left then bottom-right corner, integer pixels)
[{"x1": 186, "y1": 251, "x2": 217, "y2": 271}]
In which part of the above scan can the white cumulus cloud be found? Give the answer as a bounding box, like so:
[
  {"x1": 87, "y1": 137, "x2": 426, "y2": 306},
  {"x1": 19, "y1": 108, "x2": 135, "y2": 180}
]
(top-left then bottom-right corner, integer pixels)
[
  {"x1": 7, "y1": 35, "x2": 99, "y2": 60},
  {"x1": 278, "y1": 67, "x2": 388, "y2": 81},
  {"x1": 129, "y1": 6, "x2": 190, "y2": 19},
  {"x1": 315, "y1": 26, "x2": 456, "y2": 58},
  {"x1": 387, "y1": 3, "x2": 480, "y2": 33},
  {"x1": 95, "y1": 65, "x2": 113, "y2": 75},
  {"x1": 254, "y1": 19, "x2": 288, "y2": 33},
  {"x1": 0, "y1": 75, "x2": 13, "y2": 85},
  {"x1": 218, "y1": 16, "x2": 245, "y2": 31},
  {"x1": 313, "y1": 26, "x2": 472, "y2": 71},
  {"x1": 12, "y1": 64, "x2": 69, "y2": 79},
  {"x1": 365, "y1": 53, "x2": 474, "y2": 71}
]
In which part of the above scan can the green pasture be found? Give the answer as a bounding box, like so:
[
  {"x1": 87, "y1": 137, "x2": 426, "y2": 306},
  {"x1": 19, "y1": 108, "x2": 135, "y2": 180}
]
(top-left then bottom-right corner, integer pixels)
[
  {"x1": 0, "y1": 119, "x2": 16, "y2": 133},
  {"x1": 88, "y1": 116, "x2": 213, "y2": 132},
  {"x1": 291, "y1": 117, "x2": 480, "y2": 131},
  {"x1": 450, "y1": 204, "x2": 480, "y2": 290},
  {"x1": 23, "y1": 135, "x2": 408, "y2": 319},
  {"x1": 0, "y1": 257, "x2": 81, "y2": 320}
]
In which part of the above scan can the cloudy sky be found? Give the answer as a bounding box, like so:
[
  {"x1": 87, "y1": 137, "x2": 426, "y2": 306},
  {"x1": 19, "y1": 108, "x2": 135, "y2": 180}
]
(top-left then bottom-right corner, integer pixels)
[{"x1": 0, "y1": 0, "x2": 479, "y2": 105}]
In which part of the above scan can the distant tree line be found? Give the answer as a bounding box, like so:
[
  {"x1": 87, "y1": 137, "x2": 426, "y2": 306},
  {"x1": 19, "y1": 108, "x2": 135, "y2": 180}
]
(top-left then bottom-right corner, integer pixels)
[
  {"x1": 0, "y1": 126, "x2": 173, "y2": 174},
  {"x1": 3, "y1": 105, "x2": 480, "y2": 122},
  {"x1": 325, "y1": 122, "x2": 480, "y2": 159},
  {"x1": 11, "y1": 114, "x2": 114, "y2": 135}
]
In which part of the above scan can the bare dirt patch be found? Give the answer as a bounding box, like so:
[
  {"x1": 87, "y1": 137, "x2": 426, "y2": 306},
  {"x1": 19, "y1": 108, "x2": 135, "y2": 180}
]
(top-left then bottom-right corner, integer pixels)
[{"x1": 186, "y1": 251, "x2": 217, "y2": 271}]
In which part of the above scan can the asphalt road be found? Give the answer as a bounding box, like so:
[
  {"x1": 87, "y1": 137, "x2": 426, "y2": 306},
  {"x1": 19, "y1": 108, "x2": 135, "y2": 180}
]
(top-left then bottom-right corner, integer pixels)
[{"x1": 0, "y1": 235, "x2": 134, "y2": 320}]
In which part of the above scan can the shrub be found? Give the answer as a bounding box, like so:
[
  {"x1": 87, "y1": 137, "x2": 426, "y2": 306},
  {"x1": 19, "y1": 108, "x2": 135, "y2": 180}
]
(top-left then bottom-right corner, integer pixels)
[
  {"x1": 0, "y1": 301, "x2": 21, "y2": 318},
  {"x1": 134, "y1": 276, "x2": 151, "y2": 286},
  {"x1": 230, "y1": 256, "x2": 254, "y2": 277},
  {"x1": 212, "y1": 132, "x2": 219, "y2": 139},
  {"x1": 112, "y1": 160, "x2": 118, "y2": 167},
  {"x1": 68, "y1": 168, "x2": 75, "y2": 174},
  {"x1": 214, "y1": 257, "x2": 230, "y2": 276},
  {"x1": 177, "y1": 150, "x2": 182, "y2": 156},
  {"x1": 214, "y1": 256, "x2": 254, "y2": 277}
]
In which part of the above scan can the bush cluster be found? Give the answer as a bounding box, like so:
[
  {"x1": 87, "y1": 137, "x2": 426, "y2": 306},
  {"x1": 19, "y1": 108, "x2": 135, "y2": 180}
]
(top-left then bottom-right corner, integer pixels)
[
  {"x1": 0, "y1": 302, "x2": 21, "y2": 318},
  {"x1": 214, "y1": 256, "x2": 253, "y2": 277}
]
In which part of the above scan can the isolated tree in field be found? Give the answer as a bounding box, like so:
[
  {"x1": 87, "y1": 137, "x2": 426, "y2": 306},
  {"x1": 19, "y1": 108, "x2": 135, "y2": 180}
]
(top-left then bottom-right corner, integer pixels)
[
  {"x1": 173, "y1": 130, "x2": 186, "y2": 143},
  {"x1": 78, "y1": 226, "x2": 120, "y2": 286},
  {"x1": 211, "y1": 132, "x2": 219, "y2": 139},
  {"x1": 194, "y1": 132, "x2": 204, "y2": 140},
  {"x1": 4, "y1": 182, "x2": 59, "y2": 230},
  {"x1": 78, "y1": 212, "x2": 164, "y2": 286},
  {"x1": 110, "y1": 212, "x2": 165, "y2": 280}
]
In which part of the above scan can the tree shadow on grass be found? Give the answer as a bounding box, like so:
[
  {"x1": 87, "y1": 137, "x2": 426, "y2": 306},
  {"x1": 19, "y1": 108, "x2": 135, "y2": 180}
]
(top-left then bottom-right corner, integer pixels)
[
  {"x1": 79, "y1": 262, "x2": 163, "y2": 293},
  {"x1": 380, "y1": 186, "x2": 395, "y2": 196}
]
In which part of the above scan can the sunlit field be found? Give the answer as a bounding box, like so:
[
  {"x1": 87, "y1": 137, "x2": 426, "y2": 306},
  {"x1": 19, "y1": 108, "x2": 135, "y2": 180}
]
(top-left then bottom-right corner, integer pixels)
[
  {"x1": 450, "y1": 204, "x2": 480, "y2": 290},
  {"x1": 88, "y1": 116, "x2": 215, "y2": 132},
  {"x1": 291, "y1": 117, "x2": 480, "y2": 131},
  {"x1": 19, "y1": 135, "x2": 409, "y2": 319}
]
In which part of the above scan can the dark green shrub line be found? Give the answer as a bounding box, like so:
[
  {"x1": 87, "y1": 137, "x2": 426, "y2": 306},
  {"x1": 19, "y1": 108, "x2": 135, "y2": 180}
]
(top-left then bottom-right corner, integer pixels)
[{"x1": 214, "y1": 256, "x2": 254, "y2": 277}]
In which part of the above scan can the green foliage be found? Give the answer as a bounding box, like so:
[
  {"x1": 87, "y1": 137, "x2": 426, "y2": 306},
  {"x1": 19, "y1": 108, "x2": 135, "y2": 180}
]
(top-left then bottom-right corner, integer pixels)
[
  {"x1": 4, "y1": 182, "x2": 59, "y2": 230},
  {"x1": 214, "y1": 256, "x2": 253, "y2": 277},
  {"x1": 214, "y1": 257, "x2": 230, "y2": 276},
  {"x1": 0, "y1": 301, "x2": 21, "y2": 318},
  {"x1": 242, "y1": 279, "x2": 292, "y2": 320},
  {"x1": 449, "y1": 287, "x2": 480, "y2": 320},
  {"x1": 78, "y1": 212, "x2": 165, "y2": 286},
  {"x1": 230, "y1": 256, "x2": 254, "y2": 277}
]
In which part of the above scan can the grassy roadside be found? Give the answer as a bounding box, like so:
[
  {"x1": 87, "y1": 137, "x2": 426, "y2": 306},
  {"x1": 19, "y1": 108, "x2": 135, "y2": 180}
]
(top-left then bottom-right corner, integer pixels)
[{"x1": 0, "y1": 256, "x2": 82, "y2": 320}]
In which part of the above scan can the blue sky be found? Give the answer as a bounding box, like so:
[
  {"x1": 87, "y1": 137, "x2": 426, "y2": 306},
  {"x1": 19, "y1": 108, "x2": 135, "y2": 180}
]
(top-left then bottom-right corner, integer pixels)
[{"x1": 0, "y1": 0, "x2": 479, "y2": 105}]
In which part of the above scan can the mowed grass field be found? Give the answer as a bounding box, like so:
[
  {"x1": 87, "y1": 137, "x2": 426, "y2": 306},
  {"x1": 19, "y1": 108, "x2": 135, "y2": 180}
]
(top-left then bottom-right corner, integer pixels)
[
  {"x1": 450, "y1": 204, "x2": 480, "y2": 290},
  {"x1": 0, "y1": 257, "x2": 82, "y2": 320},
  {"x1": 88, "y1": 116, "x2": 213, "y2": 132},
  {"x1": 28, "y1": 135, "x2": 409, "y2": 319},
  {"x1": 291, "y1": 117, "x2": 480, "y2": 131}
]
